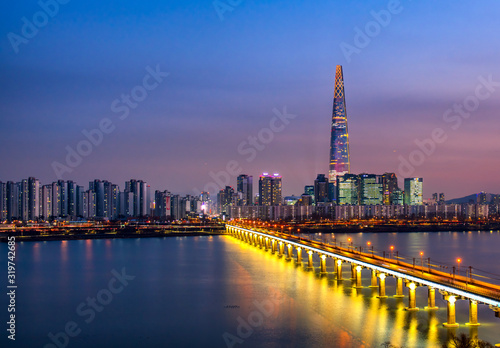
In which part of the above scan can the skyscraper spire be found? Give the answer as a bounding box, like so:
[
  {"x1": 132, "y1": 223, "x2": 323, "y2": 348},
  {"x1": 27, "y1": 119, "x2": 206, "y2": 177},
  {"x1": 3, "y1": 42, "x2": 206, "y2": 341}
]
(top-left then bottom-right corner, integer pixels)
[{"x1": 329, "y1": 65, "x2": 351, "y2": 184}]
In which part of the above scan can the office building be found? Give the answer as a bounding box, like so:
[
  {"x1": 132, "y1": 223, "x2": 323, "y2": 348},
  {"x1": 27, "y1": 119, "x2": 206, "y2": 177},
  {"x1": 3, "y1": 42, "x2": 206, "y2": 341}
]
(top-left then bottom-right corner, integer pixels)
[
  {"x1": 329, "y1": 65, "x2": 350, "y2": 184},
  {"x1": 404, "y1": 178, "x2": 423, "y2": 205}
]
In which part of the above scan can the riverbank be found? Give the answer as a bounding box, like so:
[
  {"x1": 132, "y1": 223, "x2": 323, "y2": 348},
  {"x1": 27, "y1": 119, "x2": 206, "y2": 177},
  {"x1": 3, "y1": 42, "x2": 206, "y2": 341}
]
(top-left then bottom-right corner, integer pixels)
[
  {"x1": 295, "y1": 222, "x2": 500, "y2": 233},
  {"x1": 0, "y1": 228, "x2": 225, "y2": 242}
]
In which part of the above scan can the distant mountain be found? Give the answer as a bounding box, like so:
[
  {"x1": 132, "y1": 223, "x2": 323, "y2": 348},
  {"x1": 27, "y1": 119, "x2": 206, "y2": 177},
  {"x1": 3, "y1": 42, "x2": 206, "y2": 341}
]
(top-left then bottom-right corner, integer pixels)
[{"x1": 446, "y1": 193, "x2": 498, "y2": 204}]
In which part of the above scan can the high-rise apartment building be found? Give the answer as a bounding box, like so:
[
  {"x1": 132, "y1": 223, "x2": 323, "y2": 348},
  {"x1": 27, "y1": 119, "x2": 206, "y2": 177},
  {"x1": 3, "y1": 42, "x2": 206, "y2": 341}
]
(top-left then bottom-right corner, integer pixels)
[
  {"x1": 236, "y1": 175, "x2": 253, "y2": 206},
  {"x1": 0, "y1": 182, "x2": 6, "y2": 221},
  {"x1": 258, "y1": 173, "x2": 282, "y2": 206}
]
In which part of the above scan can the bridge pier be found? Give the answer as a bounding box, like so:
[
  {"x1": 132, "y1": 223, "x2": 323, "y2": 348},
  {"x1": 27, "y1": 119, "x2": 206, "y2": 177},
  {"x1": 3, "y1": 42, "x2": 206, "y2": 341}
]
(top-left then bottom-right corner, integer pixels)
[
  {"x1": 278, "y1": 242, "x2": 284, "y2": 258},
  {"x1": 336, "y1": 259, "x2": 342, "y2": 280},
  {"x1": 320, "y1": 255, "x2": 327, "y2": 274},
  {"x1": 395, "y1": 277, "x2": 404, "y2": 298},
  {"x1": 351, "y1": 263, "x2": 356, "y2": 279},
  {"x1": 425, "y1": 287, "x2": 438, "y2": 310},
  {"x1": 264, "y1": 238, "x2": 269, "y2": 251},
  {"x1": 378, "y1": 274, "x2": 387, "y2": 298},
  {"x1": 405, "y1": 283, "x2": 419, "y2": 311},
  {"x1": 286, "y1": 244, "x2": 293, "y2": 261},
  {"x1": 307, "y1": 251, "x2": 314, "y2": 269},
  {"x1": 370, "y1": 270, "x2": 378, "y2": 288},
  {"x1": 466, "y1": 300, "x2": 480, "y2": 326},
  {"x1": 355, "y1": 266, "x2": 363, "y2": 288},
  {"x1": 296, "y1": 247, "x2": 302, "y2": 264},
  {"x1": 271, "y1": 240, "x2": 276, "y2": 254},
  {"x1": 443, "y1": 295, "x2": 459, "y2": 327}
]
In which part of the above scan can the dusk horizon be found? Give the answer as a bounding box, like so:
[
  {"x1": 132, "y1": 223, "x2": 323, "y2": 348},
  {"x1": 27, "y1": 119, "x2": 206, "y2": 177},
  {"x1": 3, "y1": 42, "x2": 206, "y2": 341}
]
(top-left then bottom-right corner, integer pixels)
[{"x1": 2, "y1": 1, "x2": 500, "y2": 199}]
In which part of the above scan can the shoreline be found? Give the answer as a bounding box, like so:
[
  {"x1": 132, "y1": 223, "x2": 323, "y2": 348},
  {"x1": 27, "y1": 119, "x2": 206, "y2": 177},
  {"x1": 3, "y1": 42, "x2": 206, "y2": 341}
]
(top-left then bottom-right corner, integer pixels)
[{"x1": 0, "y1": 230, "x2": 226, "y2": 243}]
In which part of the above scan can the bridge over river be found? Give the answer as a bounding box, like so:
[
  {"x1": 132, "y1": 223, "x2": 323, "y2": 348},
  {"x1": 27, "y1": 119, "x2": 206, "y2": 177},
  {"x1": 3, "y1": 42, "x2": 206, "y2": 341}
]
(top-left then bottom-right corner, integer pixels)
[{"x1": 227, "y1": 223, "x2": 500, "y2": 331}]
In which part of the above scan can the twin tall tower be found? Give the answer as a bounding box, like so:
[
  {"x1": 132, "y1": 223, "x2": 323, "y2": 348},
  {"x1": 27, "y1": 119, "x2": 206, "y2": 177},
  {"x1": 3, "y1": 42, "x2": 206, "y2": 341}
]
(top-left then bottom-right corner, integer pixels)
[{"x1": 329, "y1": 65, "x2": 351, "y2": 184}]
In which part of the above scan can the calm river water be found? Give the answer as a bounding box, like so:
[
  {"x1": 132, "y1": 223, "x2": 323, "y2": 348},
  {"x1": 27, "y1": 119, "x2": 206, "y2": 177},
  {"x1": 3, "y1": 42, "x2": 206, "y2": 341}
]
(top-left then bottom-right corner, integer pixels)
[{"x1": 1, "y1": 231, "x2": 500, "y2": 347}]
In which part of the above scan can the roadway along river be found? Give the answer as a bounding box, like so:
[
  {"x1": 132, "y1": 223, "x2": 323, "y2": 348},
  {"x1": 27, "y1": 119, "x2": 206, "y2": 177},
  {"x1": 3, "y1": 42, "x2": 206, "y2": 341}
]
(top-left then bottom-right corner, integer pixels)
[{"x1": 2, "y1": 231, "x2": 499, "y2": 347}]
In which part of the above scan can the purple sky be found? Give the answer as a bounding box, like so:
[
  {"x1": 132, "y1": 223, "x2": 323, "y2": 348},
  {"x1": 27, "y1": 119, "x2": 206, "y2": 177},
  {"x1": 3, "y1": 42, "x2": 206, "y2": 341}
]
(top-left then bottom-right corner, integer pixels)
[{"x1": 1, "y1": 0, "x2": 499, "y2": 199}]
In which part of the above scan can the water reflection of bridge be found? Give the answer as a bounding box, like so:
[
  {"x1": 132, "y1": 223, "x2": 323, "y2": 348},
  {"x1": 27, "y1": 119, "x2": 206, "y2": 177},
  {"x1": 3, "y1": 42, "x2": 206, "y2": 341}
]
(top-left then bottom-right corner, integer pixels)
[{"x1": 227, "y1": 223, "x2": 500, "y2": 329}]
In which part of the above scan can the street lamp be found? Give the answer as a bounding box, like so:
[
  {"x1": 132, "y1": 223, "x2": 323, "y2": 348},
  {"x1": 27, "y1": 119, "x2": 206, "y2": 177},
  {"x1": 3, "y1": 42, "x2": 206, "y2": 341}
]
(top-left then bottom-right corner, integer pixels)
[
  {"x1": 420, "y1": 251, "x2": 424, "y2": 274},
  {"x1": 457, "y1": 258, "x2": 462, "y2": 275},
  {"x1": 390, "y1": 245, "x2": 394, "y2": 259}
]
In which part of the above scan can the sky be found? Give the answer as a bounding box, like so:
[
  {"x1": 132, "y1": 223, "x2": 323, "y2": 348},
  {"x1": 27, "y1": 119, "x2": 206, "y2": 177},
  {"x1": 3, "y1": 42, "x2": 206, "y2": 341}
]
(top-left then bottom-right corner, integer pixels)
[{"x1": 1, "y1": 0, "x2": 499, "y2": 199}]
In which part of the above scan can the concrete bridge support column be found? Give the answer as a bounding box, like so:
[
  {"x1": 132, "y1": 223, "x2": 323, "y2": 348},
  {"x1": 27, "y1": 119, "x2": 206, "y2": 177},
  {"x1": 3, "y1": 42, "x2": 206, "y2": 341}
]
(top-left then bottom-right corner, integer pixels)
[
  {"x1": 278, "y1": 242, "x2": 284, "y2": 258},
  {"x1": 351, "y1": 263, "x2": 356, "y2": 279},
  {"x1": 296, "y1": 247, "x2": 302, "y2": 265},
  {"x1": 355, "y1": 266, "x2": 363, "y2": 288},
  {"x1": 307, "y1": 251, "x2": 314, "y2": 269},
  {"x1": 336, "y1": 260, "x2": 343, "y2": 280},
  {"x1": 286, "y1": 244, "x2": 293, "y2": 261},
  {"x1": 443, "y1": 295, "x2": 459, "y2": 327},
  {"x1": 425, "y1": 288, "x2": 438, "y2": 310},
  {"x1": 405, "y1": 283, "x2": 419, "y2": 311},
  {"x1": 320, "y1": 255, "x2": 327, "y2": 274},
  {"x1": 378, "y1": 274, "x2": 387, "y2": 298},
  {"x1": 467, "y1": 300, "x2": 480, "y2": 326},
  {"x1": 271, "y1": 240, "x2": 276, "y2": 254},
  {"x1": 370, "y1": 270, "x2": 378, "y2": 288},
  {"x1": 264, "y1": 238, "x2": 269, "y2": 251},
  {"x1": 395, "y1": 278, "x2": 404, "y2": 298}
]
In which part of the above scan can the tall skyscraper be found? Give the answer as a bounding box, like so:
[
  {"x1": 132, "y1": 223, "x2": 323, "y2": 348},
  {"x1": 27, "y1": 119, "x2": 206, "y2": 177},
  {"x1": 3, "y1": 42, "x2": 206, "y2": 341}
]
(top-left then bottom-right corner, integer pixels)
[
  {"x1": 314, "y1": 174, "x2": 329, "y2": 203},
  {"x1": 258, "y1": 173, "x2": 282, "y2": 206},
  {"x1": 236, "y1": 174, "x2": 253, "y2": 206},
  {"x1": 329, "y1": 65, "x2": 351, "y2": 185},
  {"x1": 381, "y1": 173, "x2": 399, "y2": 205},
  {"x1": 404, "y1": 178, "x2": 423, "y2": 205}
]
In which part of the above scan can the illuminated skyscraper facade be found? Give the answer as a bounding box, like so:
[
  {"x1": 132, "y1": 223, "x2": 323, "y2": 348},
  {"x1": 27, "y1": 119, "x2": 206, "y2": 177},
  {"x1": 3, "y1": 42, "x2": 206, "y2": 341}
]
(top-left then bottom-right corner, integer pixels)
[
  {"x1": 329, "y1": 65, "x2": 350, "y2": 186},
  {"x1": 404, "y1": 178, "x2": 423, "y2": 205}
]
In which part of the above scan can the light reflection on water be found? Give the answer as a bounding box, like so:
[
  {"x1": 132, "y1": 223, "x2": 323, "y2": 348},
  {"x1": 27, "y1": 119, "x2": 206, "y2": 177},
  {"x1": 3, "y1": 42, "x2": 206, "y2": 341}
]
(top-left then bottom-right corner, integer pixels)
[{"x1": 225, "y1": 232, "x2": 500, "y2": 347}]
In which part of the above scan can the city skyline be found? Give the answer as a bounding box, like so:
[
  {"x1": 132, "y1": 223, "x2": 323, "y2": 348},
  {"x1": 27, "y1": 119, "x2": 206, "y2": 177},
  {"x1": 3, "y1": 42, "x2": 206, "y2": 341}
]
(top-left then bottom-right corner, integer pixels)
[{"x1": 2, "y1": 1, "x2": 500, "y2": 199}]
